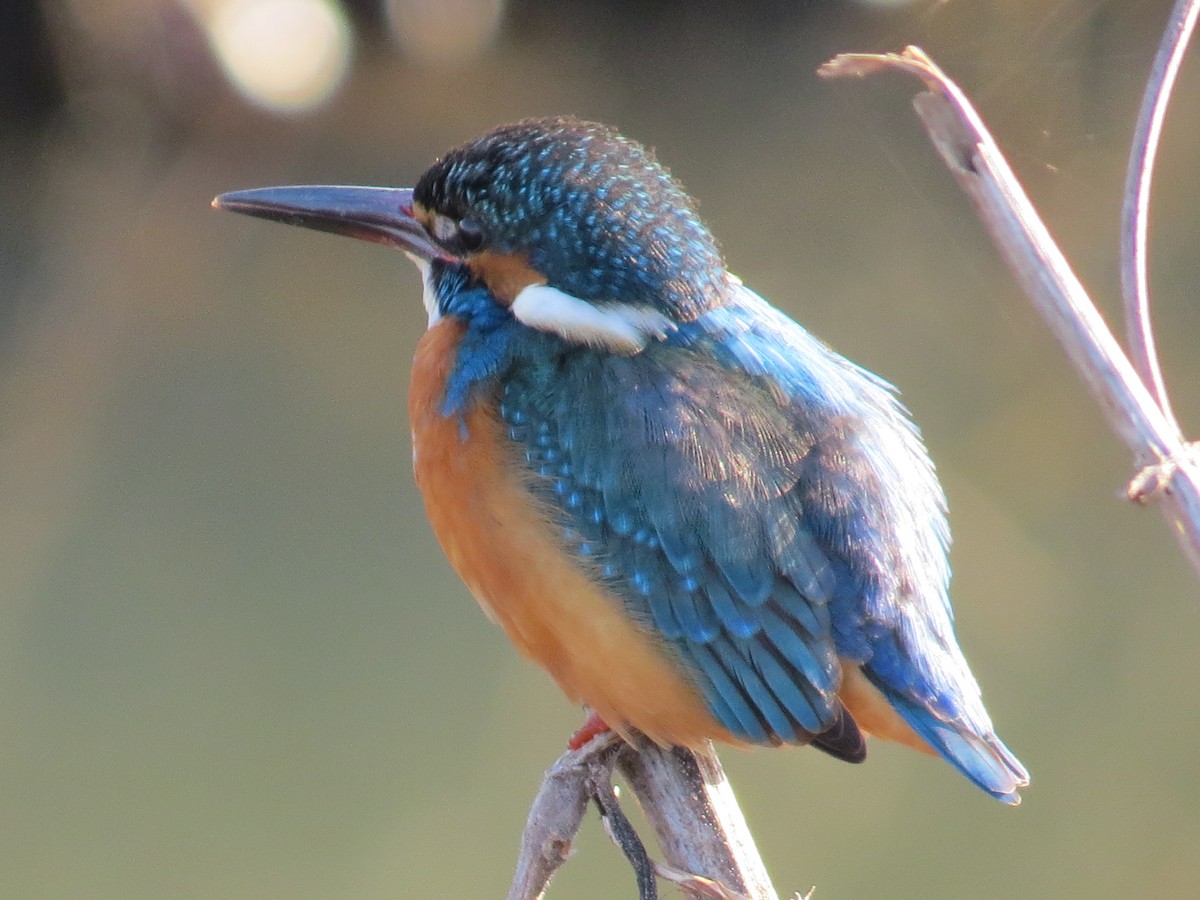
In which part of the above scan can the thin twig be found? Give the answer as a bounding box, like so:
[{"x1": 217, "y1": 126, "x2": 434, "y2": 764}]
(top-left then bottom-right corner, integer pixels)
[
  {"x1": 818, "y1": 47, "x2": 1200, "y2": 581},
  {"x1": 1120, "y1": 0, "x2": 1200, "y2": 431}
]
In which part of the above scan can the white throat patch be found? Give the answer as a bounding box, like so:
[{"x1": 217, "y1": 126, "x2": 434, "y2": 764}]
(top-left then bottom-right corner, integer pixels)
[
  {"x1": 510, "y1": 283, "x2": 675, "y2": 353},
  {"x1": 405, "y1": 252, "x2": 439, "y2": 326}
]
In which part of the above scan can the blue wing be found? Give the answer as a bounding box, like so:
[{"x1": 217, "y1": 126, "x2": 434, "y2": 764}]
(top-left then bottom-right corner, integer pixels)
[{"x1": 495, "y1": 284, "x2": 1028, "y2": 801}]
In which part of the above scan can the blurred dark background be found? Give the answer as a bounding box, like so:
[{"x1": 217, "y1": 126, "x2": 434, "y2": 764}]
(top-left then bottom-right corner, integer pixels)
[{"x1": 2, "y1": 1, "x2": 1198, "y2": 897}]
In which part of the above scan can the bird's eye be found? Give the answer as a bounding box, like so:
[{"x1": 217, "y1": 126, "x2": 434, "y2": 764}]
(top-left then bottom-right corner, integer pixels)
[
  {"x1": 426, "y1": 211, "x2": 485, "y2": 256},
  {"x1": 456, "y1": 217, "x2": 484, "y2": 253}
]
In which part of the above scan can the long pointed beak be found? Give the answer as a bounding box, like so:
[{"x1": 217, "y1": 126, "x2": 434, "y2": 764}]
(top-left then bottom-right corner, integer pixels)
[{"x1": 212, "y1": 185, "x2": 441, "y2": 262}]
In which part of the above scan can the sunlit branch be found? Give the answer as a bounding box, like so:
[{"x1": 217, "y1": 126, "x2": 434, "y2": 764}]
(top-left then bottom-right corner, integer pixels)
[
  {"x1": 1119, "y1": 0, "x2": 1200, "y2": 432},
  {"x1": 818, "y1": 46, "x2": 1200, "y2": 582}
]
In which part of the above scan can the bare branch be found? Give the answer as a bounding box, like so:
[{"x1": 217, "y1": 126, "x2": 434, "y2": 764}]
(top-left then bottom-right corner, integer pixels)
[
  {"x1": 818, "y1": 47, "x2": 1200, "y2": 583},
  {"x1": 1120, "y1": 0, "x2": 1200, "y2": 431},
  {"x1": 508, "y1": 734, "x2": 780, "y2": 900}
]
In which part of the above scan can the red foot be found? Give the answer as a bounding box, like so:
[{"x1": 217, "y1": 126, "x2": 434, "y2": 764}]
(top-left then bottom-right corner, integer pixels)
[{"x1": 567, "y1": 710, "x2": 612, "y2": 750}]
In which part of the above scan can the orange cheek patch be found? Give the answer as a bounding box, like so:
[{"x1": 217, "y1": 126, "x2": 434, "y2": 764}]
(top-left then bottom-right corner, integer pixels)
[{"x1": 468, "y1": 250, "x2": 547, "y2": 306}]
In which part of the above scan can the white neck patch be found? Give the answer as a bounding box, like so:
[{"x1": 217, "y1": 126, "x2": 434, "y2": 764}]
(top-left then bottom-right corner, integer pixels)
[{"x1": 510, "y1": 283, "x2": 675, "y2": 353}]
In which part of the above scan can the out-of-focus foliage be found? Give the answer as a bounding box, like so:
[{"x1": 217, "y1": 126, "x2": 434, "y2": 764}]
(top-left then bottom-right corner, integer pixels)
[{"x1": 2, "y1": 1, "x2": 1198, "y2": 898}]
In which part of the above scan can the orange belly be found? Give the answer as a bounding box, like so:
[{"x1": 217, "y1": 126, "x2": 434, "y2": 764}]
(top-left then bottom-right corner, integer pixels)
[{"x1": 408, "y1": 319, "x2": 732, "y2": 747}]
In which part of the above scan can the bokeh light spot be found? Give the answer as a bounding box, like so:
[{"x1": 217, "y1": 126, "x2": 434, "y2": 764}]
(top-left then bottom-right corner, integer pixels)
[{"x1": 207, "y1": 0, "x2": 352, "y2": 114}]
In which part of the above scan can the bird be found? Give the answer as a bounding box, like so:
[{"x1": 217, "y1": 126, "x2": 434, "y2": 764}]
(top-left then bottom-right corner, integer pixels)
[{"x1": 214, "y1": 116, "x2": 1029, "y2": 804}]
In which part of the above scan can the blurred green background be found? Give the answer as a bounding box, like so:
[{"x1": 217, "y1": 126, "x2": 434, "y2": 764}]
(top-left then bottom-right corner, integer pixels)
[{"x1": 3, "y1": 0, "x2": 1199, "y2": 897}]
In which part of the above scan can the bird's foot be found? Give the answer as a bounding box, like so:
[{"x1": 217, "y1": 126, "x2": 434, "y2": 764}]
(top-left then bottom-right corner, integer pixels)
[{"x1": 567, "y1": 710, "x2": 612, "y2": 750}]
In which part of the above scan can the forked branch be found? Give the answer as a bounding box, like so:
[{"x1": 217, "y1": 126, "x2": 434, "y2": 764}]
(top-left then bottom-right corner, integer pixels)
[{"x1": 819, "y1": 46, "x2": 1200, "y2": 581}]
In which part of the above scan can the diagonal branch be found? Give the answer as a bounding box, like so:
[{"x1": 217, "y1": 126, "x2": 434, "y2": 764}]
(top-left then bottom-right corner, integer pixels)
[
  {"x1": 818, "y1": 46, "x2": 1200, "y2": 582},
  {"x1": 1120, "y1": 0, "x2": 1200, "y2": 432}
]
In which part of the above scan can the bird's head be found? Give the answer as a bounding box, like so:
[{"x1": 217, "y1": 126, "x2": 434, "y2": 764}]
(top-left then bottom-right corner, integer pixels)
[{"x1": 215, "y1": 117, "x2": 729, "y2": 353}]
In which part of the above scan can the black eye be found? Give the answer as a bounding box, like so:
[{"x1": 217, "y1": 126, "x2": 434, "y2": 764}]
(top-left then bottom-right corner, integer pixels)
[{"x1": 456, "y1": 217, "x2": 484, "y2": 253}]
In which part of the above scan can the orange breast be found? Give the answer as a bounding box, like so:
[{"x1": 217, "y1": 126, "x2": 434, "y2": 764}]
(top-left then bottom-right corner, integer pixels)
[{"x1": 408, "y1": 319, "x2": 731, "y2": 748}]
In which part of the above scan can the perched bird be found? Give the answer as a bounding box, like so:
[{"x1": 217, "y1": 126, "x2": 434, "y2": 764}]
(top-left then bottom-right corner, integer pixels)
[{"x1": 214, "y1": 117, "x2": 1028, "y2": 804}]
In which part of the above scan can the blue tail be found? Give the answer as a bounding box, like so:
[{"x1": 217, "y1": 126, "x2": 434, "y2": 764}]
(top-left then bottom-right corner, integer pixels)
[{"x1": 891, "y1": 695, "x2": 1029, "y2": 805}]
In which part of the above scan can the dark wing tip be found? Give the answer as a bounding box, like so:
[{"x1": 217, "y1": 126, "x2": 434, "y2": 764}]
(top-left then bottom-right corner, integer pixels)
[{"x1": 810, "y1": 702, "x2": 867, "y2": 764}]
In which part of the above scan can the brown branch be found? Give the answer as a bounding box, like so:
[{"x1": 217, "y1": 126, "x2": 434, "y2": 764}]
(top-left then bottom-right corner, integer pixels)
[
  {"x1": 1120, "y1": 0, "x2": 1200, "y2": 432},
  {"x1": 508, "y1": 734, "x2": 779, "y2": 900},
  {"x1": 818, "y1": 46, "x2": 1200, "y2": 583}
]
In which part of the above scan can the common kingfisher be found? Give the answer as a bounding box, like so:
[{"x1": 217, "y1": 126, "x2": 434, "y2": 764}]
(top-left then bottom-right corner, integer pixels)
[{"x1": 215, "y1": 117, "x2": 1029, "y2": 804}]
